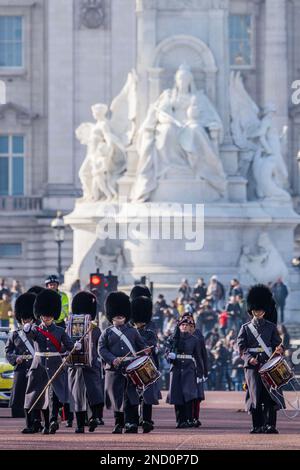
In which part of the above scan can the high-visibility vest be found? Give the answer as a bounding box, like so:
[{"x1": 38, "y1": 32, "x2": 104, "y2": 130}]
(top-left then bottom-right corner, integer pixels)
[{"x1": 55, "y1": 291, "x2": 69, "y2": 324}]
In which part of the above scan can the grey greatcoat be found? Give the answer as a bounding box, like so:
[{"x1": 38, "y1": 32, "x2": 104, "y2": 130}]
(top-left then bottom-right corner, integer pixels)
[
  {"x1": 68, "y1": 326, "x2": 104, "y2": 412},
  {"x1": 99, "y1": 324, "x2": 147, "y2": 412},
  {"x1": 167, "y1": 332, "x2": 204, "y2": 405},
  {"x1": 24, "y1": 323, "x2": 74, "y2": 410},
  {"x1": 237, "y1": 318, "x2": 284, "y2": 412},
  {"x1": 193, "y1": 328, "x2": 208, "y2": 401},
  {"x1": 5, "y1": 329, "x2": 35, "y2": 411}
]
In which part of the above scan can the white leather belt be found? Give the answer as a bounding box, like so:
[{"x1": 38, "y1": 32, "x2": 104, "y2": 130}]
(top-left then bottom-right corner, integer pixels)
[
  {"x1": 248, "y1": 347, "x2": 272, "y2": 353},
  {"x1": 35, "y1": 352, "x2": 61, "y2": 357},
  {"x1": 177, "y1": 354, "x2": 194, "y2": 360}
]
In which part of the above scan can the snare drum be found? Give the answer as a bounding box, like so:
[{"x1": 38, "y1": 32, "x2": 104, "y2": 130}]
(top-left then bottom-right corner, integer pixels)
[
  {"x1": 259, "y1": 355, "x2": 294, "y2": 389},
  {"x1": 126, "y1": 355, "x2": 160, "y2": 390},
  {"x1": 66, "y1": 314, "x2": 91, "y2": 366}
]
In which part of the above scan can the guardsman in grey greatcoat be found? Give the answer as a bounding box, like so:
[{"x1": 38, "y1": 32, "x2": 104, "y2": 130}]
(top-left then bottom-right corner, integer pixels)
[
  {"x1": 5, "y1": 292, "x2": 41, "y2": 432},
  {"x1": 130, "y1": 295, "x2": 161, "y2": 433},
  {"x1": 68, "y1": 291, "x2": 104, "y2": 433},
  {"x1": 167, "y1": 316, "x2": 204, "y2": 428},
  {"x1": 23, "y1": 289, "x2": 77, "y2": 434},
  {"x1": 237, "y1": 284, "x2": 284, "y2": 434},
  {"x1": 99, "y1": 291, "x2": 148, "y2": 434}
]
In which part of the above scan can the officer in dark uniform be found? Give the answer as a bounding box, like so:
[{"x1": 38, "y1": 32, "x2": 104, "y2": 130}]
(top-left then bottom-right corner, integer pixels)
[
  {"x1": 182, "y1": 312, "x2": 208, "y2": 427},
  {"x1": 23, "y1": 289, "x2": 76, "y2": 434},
  {"x1": 167, "y1": 316, "x2": 204, "y2": 428},
  {"x1": 99, "y1": 291, "x2": 148, "y2": 434},
  {"x1": 237, "y1": 284, "x2": 284, "y2": 434},
  {"x1": 5, "y1": 293, "x2": 41, "y2": 432},
  {"x1": 130, "y1": 295, "x2": 161, "y2": 433},
  {"x1": 68, "y1": 291, "x2": 104, "y2": 433}
]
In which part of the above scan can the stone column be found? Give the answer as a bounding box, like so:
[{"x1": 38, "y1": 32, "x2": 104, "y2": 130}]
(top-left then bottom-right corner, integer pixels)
[
  {"x1": 208, "y1": 6, "x2": 231, "y2": 143},
  {"x1": 136, "y1": 0, "x2": 157, "y2": 124},
  {"x1": 263, "y1": 0, "x2": 288, "y2": 131},
  {"x1": 46, "y1": 0, "x2": 75, "y2": 196}
]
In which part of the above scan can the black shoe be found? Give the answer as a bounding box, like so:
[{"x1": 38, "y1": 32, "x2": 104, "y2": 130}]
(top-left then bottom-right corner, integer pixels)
[
  {"x1": 193, "y1": 419, "x2": 202, "y2": 428},
  {"x1": 88, "y1": 418, "x2": 98, "y2": 432},
  {"x1": 264, "y1": 425, "x2": 279, "y2": 434},
  {"x1": 65, "y1": 421, "x2": 73, "y2": 428},
  {"x1": 33, "y1": 420, "x2": 43, "y2": 433},
  {"x1": 187, "y1": 420, "x2": 194, "y2": 428},
  {"x1": 41, "y1": 427, "x2": 49, "y2": 435},
  {"x1": 142, "y1": 421, "x2": 154, "y2": 433},
  {"x1": 97, "y1": 418, "x2": 105, "y2": 426},
  {"x1": 250, "y1": 427, "x2": 263, "y2": 434},
  {"x1": 49, "y1": 421, "x2": 59, "y2": 434},
  {"x1": 21, "y1": 427, "x2": 36, "y2": 434},
  {"x1": 112, "y1": 424, "x2": 123, "y2": 434},
  {"x1": 75, "y1": 427, "x2": 85, "y2": 434},
  {"x1": 124, "y1": 423, "x2": 138, "y2": 434},
  {"x1": 176, "y1": 422, "x2": 189, "y2": 429}
]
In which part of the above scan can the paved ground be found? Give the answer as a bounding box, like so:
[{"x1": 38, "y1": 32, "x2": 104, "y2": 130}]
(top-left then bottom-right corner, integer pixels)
[{"x1": 0, "y1": 392, "x2": 300, "y2": 450}]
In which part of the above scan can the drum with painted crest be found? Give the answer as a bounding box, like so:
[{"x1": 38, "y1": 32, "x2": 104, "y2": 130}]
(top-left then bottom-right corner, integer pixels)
[
  {"x1": 66, "y1": 314, "x2": 91, "y2": 366},
  {"x1": 125, "y1": 355, "x2": 160, "y2": 390},
  {"x1": 259, "y1": 355, "x2": 294, "y2": 389}
]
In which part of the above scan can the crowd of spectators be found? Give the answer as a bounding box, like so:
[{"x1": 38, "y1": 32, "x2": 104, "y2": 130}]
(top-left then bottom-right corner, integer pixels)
[{"x1": 0, "y1": 278, "x2": 24, "y2": 329}]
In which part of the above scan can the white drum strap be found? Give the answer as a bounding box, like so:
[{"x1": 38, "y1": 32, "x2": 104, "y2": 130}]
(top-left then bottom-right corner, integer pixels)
[
  {"x1": 18, "y1": 330, "x2": 35, "y2": 356},
  {"x1": 248, "y1": 323, "x2": 271, "y2": 358},
  {"x1": 111, "y1": 327, "x2": 136, "y2": 355}
]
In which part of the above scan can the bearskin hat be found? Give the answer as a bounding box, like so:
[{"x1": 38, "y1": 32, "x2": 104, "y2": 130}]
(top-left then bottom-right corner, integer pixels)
[
  {"x1": 15, "y1": 293, "x2": 36, "y2": 323},
  {"x1": 246, "y1": 284, "x2": 277, "y2": 324},
  {"x1": 34, "y1": 288, "x2": 61, "y2": 320},
  {"x1": 131, "y1": 296, "x2": 153, "y2": 325},
  {"x1": 129, "y1": 285, "x2": 152, "y2": 301},
  {"x1": 105, "y1": 291, "x2": 130, "y2": 323},
  {"x1": 27, "y1": 285, "x2": 45, "y2": 295},
  {"x1": 72, "y1": 291, "x2": 97, "y2": 320}
]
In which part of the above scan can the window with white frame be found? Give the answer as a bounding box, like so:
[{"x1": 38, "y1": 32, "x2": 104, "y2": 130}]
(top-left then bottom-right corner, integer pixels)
[
  {"x1": 229, "y1": 14, "x2": 253, "y2": 67},
  {"x1": 0, "y1": 16, "x2": 23, "y2": 67},
  {"x1": 0, "y1": 135, "x2": 25, "y2": 196}
]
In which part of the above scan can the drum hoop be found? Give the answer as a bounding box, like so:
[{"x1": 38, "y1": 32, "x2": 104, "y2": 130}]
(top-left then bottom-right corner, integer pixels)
[{"x1": 126, "y1": 355, "x2": 148, "y2": 372}]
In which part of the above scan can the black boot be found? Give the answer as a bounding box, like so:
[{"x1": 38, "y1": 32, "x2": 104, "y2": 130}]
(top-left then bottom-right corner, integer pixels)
[
  {"x1": 124, "y1": 423, "x2": 138, "y2": 434},
  {"x1": 49, "y1": 420, "x2": 59, "y2": 434},
  {"x1": 22, "y1": 410, "x2": 36, "y2": 434},
  {"x1": 75, "y1": 411, "x2": 85, "y2": 434},
  {"x1": 142, "y1": 421, "x2": 154, "y2": 433},
  {"x1": 112, "y1": 424, "x2": 123, "y2": 434},
  {"x1": 42, "y1": 409, "x2": 50, "y2": 435}
]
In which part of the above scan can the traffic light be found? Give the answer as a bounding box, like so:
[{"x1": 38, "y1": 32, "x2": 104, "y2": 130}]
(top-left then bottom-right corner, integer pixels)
[
  {"x1": 106, "y1": 271, "x2": 118, "y2": 293},
  {"x1": 90, "y1": 270, "x2": 105, "y2": 312}
]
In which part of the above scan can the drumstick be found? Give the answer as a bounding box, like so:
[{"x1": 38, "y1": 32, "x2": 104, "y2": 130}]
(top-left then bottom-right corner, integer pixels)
[
  {"x1": 135, "y1": 345, "x2": 154, "y2": 356},
  {"x1": 118, "y1": 346, "x2": 154, "y2": 365},
  {"x1": 269, "y1": 342, "x2": 283, "y2": 360}
]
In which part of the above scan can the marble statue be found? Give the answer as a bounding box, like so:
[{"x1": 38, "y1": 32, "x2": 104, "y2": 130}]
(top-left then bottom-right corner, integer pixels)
[
  {"x1": 239, "y1": 233, "x2": 289, "y2": 285},
  {"x1": 131, "y1": 64, "x2": 225, "y2": 202},
  {"x1": 230, "y1": 72, "x2": 290, "y2": 200},
  {"x1": 95, "y1": 244, "x2": 125, "y2": 281},
  {"x1": 76, "y1": 71, "x2": 137, "y2": 201}
]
